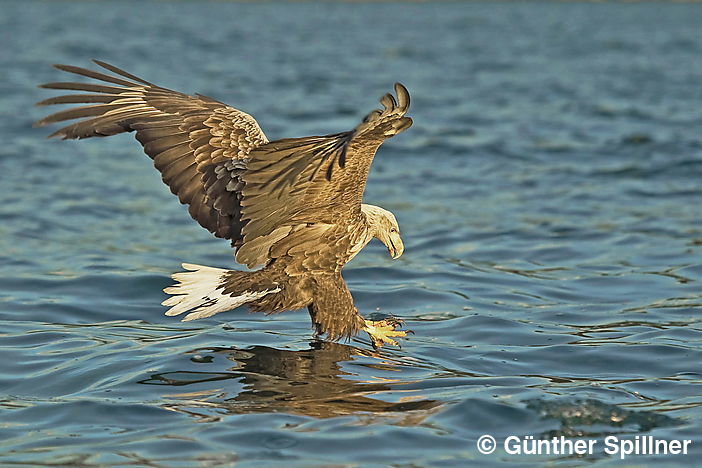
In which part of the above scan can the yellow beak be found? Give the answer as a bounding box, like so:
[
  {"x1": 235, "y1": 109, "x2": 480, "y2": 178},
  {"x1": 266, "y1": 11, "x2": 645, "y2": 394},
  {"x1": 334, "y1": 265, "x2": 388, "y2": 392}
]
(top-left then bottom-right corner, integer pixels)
[{"x1": 388, "y1": 236, "x2": 404, "y2": 259}]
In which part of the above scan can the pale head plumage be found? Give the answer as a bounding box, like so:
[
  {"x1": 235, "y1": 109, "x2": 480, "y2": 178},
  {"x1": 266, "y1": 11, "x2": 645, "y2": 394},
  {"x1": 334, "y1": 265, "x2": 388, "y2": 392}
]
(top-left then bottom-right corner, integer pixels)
[{"x1": 361, "y1": 204, "x2": 404, "y2": 259}]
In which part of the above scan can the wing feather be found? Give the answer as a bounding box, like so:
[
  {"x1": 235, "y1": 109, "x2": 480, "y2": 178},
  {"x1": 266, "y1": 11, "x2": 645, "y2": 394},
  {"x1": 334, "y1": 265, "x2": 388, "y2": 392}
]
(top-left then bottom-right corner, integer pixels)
[
  {"x1": 53, "y1": 63, "x2": 145, "y2": 87},
  {"x1": 37, "y1": 63, "x2": 411, "y2": 271},
  {"x1": 35, "y1": 61, "x2": 268, "y2": 242},
  {"x1": 39, "y1": 81, "x2": 133, "y2": 94},
  {"x1": 237, "y1": 84, "x2": 411, "y2": 267}
]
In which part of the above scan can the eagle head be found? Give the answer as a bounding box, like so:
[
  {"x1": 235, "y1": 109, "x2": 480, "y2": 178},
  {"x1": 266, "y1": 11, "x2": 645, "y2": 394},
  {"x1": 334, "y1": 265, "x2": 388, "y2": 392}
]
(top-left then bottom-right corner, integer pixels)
[{"x1": 361, "y1": 204, "x2": 404, "y2": 260}]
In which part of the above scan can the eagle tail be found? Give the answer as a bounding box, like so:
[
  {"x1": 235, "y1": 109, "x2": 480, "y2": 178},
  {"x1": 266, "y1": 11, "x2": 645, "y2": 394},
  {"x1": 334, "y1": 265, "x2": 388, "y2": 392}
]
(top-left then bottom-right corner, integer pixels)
[{"x1": 162, "y1": 263, "x2": 280, "y2": 321}]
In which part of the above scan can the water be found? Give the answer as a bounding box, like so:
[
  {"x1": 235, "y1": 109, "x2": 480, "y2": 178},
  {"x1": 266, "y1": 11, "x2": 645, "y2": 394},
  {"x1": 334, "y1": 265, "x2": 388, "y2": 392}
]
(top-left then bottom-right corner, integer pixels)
[{"x1": 1, "y1": 1, "x2": 702, "y2": 466}]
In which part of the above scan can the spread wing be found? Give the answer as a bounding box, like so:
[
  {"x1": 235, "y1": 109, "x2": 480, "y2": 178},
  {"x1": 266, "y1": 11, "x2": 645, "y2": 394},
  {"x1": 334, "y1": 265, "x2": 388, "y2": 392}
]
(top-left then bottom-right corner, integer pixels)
[
  {"x1": 34, "y1": 60, "x2": 268, "y2": 242},
  {"x1": 237, "y1": 83, "x2": 411, "y2": 266}
]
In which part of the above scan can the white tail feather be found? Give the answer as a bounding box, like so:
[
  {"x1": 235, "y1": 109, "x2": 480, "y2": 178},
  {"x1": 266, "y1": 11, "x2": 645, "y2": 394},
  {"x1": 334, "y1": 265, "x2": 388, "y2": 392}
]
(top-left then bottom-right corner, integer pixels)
[{"x1": 162, "y1": 263, "x2": 279, "y2": 321}]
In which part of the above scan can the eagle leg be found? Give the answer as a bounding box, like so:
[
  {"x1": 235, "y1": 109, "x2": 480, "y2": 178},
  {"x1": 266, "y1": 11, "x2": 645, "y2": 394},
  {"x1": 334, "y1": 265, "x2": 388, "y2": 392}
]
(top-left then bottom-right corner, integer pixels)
[
  {"x1": 312, "y1": 323, "x2": 324, "y2": 340},
  {"x1": 363, "y1": 319, "x2": 410, "y2": 349}
]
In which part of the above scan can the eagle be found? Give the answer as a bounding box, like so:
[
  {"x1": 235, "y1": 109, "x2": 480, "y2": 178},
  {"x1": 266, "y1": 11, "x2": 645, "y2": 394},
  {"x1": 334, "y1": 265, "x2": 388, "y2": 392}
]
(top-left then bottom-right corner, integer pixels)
[{"x1": 35, "y1": 61, "x2": 412, "y2": 348}]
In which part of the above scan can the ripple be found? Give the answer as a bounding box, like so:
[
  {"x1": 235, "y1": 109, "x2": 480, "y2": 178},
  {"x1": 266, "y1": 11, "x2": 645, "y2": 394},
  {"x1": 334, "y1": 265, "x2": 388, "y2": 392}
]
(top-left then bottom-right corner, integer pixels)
[{"x1": 3, "y1": 1, "x2": 702, "y2": 466}]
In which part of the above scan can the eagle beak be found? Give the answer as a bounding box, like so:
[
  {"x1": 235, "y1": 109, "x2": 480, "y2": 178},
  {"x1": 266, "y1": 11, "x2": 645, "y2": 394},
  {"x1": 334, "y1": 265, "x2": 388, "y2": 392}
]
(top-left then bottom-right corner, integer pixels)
[{"x1": 388, "y1": 237, "x2": 404, "y2": 259}]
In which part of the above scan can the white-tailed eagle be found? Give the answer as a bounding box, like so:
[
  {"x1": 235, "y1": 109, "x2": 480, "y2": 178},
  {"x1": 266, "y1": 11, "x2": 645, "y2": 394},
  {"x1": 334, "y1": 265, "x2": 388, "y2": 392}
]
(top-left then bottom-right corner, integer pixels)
[{"x1": 35, "y1": 61, "x2": 412, "y2": 348}]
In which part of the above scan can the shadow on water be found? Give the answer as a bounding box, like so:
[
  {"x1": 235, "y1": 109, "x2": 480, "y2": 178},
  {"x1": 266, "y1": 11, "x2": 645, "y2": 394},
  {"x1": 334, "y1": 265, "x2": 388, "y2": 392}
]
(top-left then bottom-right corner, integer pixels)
[{"x1": 138, "y1": 341, "x2": 443, "y2": 422}]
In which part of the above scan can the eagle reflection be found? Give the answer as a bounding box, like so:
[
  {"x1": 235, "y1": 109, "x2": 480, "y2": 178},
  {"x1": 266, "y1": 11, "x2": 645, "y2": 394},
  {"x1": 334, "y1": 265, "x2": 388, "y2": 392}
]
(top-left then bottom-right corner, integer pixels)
[{"x1": 140, "y1": 341, "x2": 440, "y2": 422}]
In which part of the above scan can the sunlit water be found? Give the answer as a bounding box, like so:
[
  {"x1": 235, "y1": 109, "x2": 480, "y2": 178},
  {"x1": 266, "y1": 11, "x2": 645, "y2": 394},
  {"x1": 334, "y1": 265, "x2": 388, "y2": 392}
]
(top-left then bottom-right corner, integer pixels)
[{"x1": 1, "y1": 1, "x2": 702, "y2": 466}]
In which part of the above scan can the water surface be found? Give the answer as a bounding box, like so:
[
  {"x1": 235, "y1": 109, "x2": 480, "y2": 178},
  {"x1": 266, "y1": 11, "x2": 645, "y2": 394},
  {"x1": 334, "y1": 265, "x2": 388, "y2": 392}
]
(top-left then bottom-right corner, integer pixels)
[{"x1": 1, "y1": 1, "x2": 702, "y2": 466}]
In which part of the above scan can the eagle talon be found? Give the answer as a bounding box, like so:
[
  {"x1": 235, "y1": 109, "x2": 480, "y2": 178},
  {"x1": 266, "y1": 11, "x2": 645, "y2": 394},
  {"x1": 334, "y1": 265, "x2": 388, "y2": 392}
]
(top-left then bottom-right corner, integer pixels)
[
  {"x1": 386, "y1": 317, "x2": 404, "y2": 328},
  {"x1": 363, "y1": 318, "x2": 409, "y2": 348}
]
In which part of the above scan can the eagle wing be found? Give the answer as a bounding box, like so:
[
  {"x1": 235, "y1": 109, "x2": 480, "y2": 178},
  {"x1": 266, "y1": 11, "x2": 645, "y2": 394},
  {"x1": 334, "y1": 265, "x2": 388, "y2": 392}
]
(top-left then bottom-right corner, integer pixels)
[
  {"x1": 35, "y1": 60, "x2": 268, "y2": 242},
  {"x1": 237, "y1": 83, "x2": 412, "y2": 267}
]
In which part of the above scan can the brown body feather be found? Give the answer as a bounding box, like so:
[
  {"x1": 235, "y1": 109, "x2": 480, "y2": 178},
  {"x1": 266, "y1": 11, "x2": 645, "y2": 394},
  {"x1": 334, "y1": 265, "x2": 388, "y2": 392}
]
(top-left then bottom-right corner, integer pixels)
[{"x1": 35, "y1": 61, "x2": 411, "y2": 344}]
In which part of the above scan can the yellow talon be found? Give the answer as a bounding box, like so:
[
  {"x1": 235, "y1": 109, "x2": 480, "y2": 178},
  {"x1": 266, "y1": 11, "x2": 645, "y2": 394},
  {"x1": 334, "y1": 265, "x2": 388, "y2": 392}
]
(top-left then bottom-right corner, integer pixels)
[{"x1": 363, "y1": 319, "x2": 410, "y2": 349}]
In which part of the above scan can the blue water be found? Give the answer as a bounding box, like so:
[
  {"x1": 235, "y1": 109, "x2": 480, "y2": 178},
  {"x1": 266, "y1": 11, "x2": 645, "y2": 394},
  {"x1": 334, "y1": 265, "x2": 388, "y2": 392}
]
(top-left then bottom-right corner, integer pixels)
[{"x1": 2, "y1": 1, "x2": 702, "y2": 466}]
